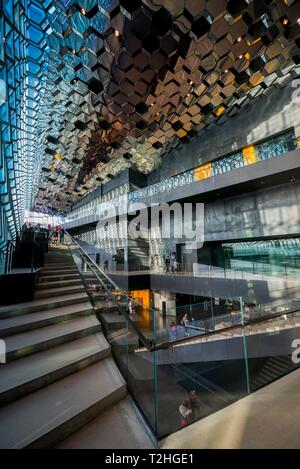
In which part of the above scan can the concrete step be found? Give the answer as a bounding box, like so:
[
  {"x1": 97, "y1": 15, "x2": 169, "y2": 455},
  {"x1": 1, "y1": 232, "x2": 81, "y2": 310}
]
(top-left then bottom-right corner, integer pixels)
[
  {"x1": 0, "y1": 358, "x2": 127, "y2": 448},
  {"x1": 35, "y1": 279, "x2": 82, "y2": 290},
  {"x1": 38, "y1": 273, "x2": 80, "y2": 283},
  {"x1": 57, "y1": 396, "x2": 156, "y2": 449},
  {"x1": 39, "y1": 269, "x2": 78, "y2": 277},
  {"x1": 34, "y1": 285, "x2": 85, "y2": 299},
  {"x1": 0, "y1": 302, "x2": 94, "y2": 338},
  {"x1": 4, "y1": 316, "x2": 101, "y2": 362},
  {"x1": 44, "y1": 261, "x2": 75, "y2": 267},
  {"x1": 0, "y1": 292, "x2": 89, "y2": 319},
  {"x1": 0, "y1": 333, "x2": 110, "y2": 406},
  {"x1": 43, "y1": 263, "x2": 75, "y2": 269}
]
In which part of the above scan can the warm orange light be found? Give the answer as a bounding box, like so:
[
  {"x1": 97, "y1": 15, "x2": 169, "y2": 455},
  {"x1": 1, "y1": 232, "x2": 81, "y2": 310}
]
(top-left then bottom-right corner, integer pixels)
[
  {"x1": 225, "y1": 69, "x2": 229, "y2": 74},
  {"x1": 81, "y1": 8, "x2": 86, "y2": 15},
  {"x1": 114, "y1": 30, "x2": 120, "y2": 37},
  {"x1": 282, "y1": 17, "x2": 289, "y2": 26},
  {"x1": 237, "y1": 36, "x2": 243, "y2": 42}
]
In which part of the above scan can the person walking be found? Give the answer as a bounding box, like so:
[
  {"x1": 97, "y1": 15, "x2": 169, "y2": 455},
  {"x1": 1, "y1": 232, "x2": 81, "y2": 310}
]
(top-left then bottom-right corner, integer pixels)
[
  {"x1": 182, "y1": 314, "x2": 190, "y2": 337},
  {"x1": 128, "y1": 299, "x2": 135, "y2": 316},
  {"x1": 53, "y1": 226, "x2": 59, "y2": 244},
  {"x1": 59, "y1": 226, "x2": 65, "y2": 244},
  {"x1": 104, "y1": 260, "x2": 109, "y2": 272}
]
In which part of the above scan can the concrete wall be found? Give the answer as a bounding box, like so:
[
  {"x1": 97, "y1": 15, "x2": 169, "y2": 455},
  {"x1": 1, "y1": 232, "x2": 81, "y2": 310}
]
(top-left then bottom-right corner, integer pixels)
[
  {"x1": 153, "y1": 291, "x2": 176, "y2": 315},
  {"x1": 148, "y1": 83, "x2": 300, "y2": 184},
  {"x1": 205, "y1": 180, "x2": 300, "y2": 241}
]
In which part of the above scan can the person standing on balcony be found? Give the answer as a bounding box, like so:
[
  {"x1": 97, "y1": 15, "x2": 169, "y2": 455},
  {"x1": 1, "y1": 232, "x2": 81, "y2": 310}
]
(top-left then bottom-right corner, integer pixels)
[
  {"x1": 170, "y1": 252, "x2": 177, "y2": 273},
  {"x1": 165, "y1": 255, "x2": 170, "y2": 273},
  {"x1": 182, "y1": 314, "x2": 190, "y2": 337},
  {"x1": 170, "y1": 321, "x2": 177, "y2": 341}
]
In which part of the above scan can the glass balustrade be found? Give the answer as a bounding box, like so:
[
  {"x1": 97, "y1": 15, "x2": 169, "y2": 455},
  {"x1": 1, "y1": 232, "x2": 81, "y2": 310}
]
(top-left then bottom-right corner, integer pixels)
[
  {"x1": 65, "y1": 129, "x2": 298, "y2": 226},
  {"x1": 65, "y1": 233, "x2": 300, "y2": 438}
]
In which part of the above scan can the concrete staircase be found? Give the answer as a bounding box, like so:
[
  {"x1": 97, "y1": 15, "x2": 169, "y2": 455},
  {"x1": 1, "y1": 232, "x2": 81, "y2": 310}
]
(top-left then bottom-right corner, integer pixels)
[
  {"x1": 251, "y1": 355, "x2": 297, "y2": 391},
  {"x1": 0, "y1": 246, "x2": 155, "y2": 449}
]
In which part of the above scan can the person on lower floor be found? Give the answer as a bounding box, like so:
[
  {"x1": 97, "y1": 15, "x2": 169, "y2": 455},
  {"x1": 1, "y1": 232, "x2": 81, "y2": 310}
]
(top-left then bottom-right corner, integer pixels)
[
  {"x1": 179, "y1": 400, "x2": 192, "y2": 427},
  {"x1": 188, "y1": 389, "x2": 201, "y2": 420},
  {"x1": 104, "y1": 260, "x2": 109, "y2": 272},
  {"x1": 128, "y1": 299, "x2": 135, "y2": 315}
]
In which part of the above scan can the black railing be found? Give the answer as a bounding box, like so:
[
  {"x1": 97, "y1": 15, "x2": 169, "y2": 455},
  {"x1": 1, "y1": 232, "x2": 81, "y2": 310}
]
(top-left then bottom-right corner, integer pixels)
[{"x1": 4, "y1": 241, "x2": 16, "y2": 274}]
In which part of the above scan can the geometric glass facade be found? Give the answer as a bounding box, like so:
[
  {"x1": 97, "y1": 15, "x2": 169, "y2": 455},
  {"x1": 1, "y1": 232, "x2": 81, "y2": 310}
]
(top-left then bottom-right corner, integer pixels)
[{"x1": 0, "y1": 0, "x2": 48, "y2": 261}]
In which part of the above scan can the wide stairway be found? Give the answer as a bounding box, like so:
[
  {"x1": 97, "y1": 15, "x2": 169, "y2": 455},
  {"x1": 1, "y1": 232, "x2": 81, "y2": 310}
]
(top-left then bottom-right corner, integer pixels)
[{"x1": 0, "y1": 246, "x2": 155, "y2": 449}]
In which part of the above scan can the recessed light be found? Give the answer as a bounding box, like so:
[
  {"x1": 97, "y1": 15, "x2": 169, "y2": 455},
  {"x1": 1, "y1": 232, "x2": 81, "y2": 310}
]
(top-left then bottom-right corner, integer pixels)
[
  {"x1": 237, "y1": 36, "x2": 243, "y2": 43},
  {"x1": 225, "y1": 69, "x2": 229, "y2": 74},
  {"x1": 72, "y1": 49, "x2": 76, "y2": 54},
  {"x1": 114, "y1": 30, "x2": 120, "y2": 37},
  {"x1": 239, "y1": 54, "x2": 243, "y2": 59},
  {"x1": 281, "y1": 17, "x2": 289, "y2": 26},
  {"x1": 81, "y1": 8, "x2": 86, "y2": 15},
  {"x1": 2, "y1": 37, "x2": 6, "y2": 43}
]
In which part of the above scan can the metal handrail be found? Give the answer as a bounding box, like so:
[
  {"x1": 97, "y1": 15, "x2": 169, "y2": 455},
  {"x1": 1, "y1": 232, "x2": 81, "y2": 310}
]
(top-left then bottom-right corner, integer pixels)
[
  {"x1": 65, "y1": 232, "x2": 153, "y2": 351},
  {"x1": 4, "y1": 240, "x2": 16, "y2": 274},
  {"x1": 66, "y1": 231, "x2": 300, "y2": 353}
]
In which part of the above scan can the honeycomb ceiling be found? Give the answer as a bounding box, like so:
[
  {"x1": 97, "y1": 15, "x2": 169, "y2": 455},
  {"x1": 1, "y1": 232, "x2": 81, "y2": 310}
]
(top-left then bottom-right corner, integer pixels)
[{"x1": 32, "y1": 0, "x2": 300, "y2": 214}]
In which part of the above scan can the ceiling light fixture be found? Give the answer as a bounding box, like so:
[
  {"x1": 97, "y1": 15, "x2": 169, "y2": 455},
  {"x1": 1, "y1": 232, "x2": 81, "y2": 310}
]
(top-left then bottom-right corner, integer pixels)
[
  {"x1": 237, "y1": 36, "x2": 242, "y2": 43},
  {"x1": 81, "y1": 8, "x2": 86, "y2": 15},
  {"x1": 114, "y1": 30, "x2": 120, "y2": 37}
]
